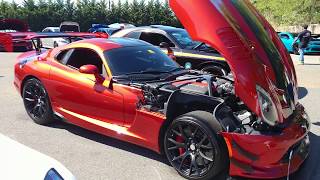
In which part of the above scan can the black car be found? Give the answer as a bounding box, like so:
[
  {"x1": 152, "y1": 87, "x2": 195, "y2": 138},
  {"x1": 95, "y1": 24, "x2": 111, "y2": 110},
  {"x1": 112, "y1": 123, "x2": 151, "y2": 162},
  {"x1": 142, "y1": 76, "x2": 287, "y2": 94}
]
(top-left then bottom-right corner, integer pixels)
[{"x1": 112, "y1": 25, "x2": 229, "y2": 75}]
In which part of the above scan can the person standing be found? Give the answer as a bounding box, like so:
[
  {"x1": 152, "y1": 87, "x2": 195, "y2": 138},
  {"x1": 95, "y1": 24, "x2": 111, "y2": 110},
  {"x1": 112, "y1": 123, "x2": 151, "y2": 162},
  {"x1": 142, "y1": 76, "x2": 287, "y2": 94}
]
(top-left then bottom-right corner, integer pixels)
[{"x1": 293, "y1": 24, "x2": 312, "y2": 65}]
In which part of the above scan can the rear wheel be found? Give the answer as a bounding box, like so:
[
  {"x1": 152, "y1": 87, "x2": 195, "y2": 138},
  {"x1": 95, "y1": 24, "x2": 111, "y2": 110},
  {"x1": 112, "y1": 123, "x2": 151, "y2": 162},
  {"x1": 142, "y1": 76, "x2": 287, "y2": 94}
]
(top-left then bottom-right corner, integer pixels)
[
  {"x1": 201, "y1": 65, "x2": 226, "y2": 76},
  {"x1": 22, "y1": 78, "x2": 55, "y2": 125},
  {"x1": 164, "y1": 111, "x2": 228, "y2": 180}
]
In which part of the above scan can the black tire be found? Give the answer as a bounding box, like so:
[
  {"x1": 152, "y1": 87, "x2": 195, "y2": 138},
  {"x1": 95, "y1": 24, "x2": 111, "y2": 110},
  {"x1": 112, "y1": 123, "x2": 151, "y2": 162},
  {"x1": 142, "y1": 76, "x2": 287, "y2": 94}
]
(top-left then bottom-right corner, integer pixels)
[
  {"x1": 201, "y1": 65, "x2": 227, "y2": 76},
  {"x1": 164, "y1": 111, "x2": 229, "y2": 180},
  {"x1": 22, "y1": 78, "x2": 55, "y2": 125}
]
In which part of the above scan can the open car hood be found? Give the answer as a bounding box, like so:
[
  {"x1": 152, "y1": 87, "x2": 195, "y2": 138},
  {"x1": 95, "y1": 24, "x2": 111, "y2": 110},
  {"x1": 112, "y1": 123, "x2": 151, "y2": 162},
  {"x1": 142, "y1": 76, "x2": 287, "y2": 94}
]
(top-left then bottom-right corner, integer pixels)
[
  {"x1": 170, "y1": 0, "x2": 298, "y2": 123},
  {"x1": 0, "y1": 19, "x2": 28, "y2": 32}
]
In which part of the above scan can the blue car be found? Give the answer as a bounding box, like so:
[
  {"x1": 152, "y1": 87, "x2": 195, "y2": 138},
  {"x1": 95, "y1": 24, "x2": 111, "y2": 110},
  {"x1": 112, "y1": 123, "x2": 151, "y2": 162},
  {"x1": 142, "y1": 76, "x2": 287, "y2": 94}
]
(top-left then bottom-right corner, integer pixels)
[
  {"x1": 88, "y1": 24, "x2": 121, "y2": 36},
  {"x1": 278, "y1": 32, "x2": 320, "y2": 54}
]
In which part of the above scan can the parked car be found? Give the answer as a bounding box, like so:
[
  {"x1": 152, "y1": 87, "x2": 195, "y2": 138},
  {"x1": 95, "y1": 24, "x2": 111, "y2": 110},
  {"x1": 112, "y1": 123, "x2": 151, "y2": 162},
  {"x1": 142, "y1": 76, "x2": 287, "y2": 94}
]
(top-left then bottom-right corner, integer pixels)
[
  {"x1": 278, "y1": 31, "x2": 320, "y2": 54},
  {"x1": 42, "y1": 27, "x2": 60, "y2": 33},
  {"x1": 41, "y1": 27, "x2": 69, "y2": 47},
  {"x1": 0, "y1": 32, "x2": 13, "y2": 52},
  {"x1": 14, "y1": 0, "x2": 310, "y2": 179},
  {"x1": 0, "y1": 133, "x2": 75, "y2": 180},
  {"x1": 60, "y1": 21, "x2": 80, "y2": 32},
  {"x1": 88, "y1": 24, "x2": 120, "y2": 37},
  {"x1": 108, "y1": 23, "x2": 135, "y2": 29},
  {"x1": 112, "y1": 25, "x2": 229, "y2": 76},
  {"x1": 0, "y1": 18, "x2": 33, "y2": 51}
]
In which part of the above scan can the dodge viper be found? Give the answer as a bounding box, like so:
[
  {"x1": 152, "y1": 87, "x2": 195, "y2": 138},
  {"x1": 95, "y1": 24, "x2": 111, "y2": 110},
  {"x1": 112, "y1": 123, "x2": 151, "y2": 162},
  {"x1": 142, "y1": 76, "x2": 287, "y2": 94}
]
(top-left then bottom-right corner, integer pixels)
[
  {"x1": 15, "y1": 0, "x2": 310, "y2": 179},
  {"x1": 278, "y1": 31, "x2": 320, "y2": 54},
  {"x1": 112, "y1": 25, "x2": 229, "y2": 76}
]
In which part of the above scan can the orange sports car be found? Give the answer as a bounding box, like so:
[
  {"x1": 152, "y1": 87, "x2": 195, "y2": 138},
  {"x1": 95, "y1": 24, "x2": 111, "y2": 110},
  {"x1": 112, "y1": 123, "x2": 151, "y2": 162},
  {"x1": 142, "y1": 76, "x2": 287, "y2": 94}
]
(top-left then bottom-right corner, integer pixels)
[{"x1": 14, "y1": 0, "x2": 310, "y2": 179}]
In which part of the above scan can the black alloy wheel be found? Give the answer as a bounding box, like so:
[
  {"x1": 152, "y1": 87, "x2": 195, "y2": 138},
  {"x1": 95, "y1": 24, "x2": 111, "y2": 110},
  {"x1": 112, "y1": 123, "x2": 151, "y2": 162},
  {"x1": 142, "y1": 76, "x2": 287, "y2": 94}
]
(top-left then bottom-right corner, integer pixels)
[
  {"x1": 201, "y1": 65, "x2": 227, "y2": 76},
  {"x1": 23, "y1": 78, "x2": 55, "y2": 125},
  {"x1": 164, "y1": 111, "x2": 228, "y2": 180}
]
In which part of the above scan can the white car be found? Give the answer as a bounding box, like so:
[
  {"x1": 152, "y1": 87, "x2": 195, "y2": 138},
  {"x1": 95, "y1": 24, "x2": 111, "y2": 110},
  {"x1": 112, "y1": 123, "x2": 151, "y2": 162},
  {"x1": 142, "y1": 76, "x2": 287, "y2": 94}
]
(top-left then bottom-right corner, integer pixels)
[
  {"x1": 42, "y1": 27, "x2": 60, "y2": 33},
  {"x1": 42, "y1": 27, "x2": 68, "y2": 47},
  {"x1": 0, "y1": 134, "x2": 76, "y2": 180}
]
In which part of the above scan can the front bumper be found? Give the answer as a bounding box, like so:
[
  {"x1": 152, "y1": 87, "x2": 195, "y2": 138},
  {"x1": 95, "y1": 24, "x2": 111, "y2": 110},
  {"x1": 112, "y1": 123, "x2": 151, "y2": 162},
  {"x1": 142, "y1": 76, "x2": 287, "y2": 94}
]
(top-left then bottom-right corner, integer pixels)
[{"x1": 222, "y1": 103, "x2": 310, "y2": 179}]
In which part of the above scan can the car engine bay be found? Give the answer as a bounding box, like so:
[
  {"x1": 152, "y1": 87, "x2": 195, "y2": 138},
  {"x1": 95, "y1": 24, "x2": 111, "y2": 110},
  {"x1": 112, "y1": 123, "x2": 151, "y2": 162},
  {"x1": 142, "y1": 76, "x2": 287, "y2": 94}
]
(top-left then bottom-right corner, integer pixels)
[{"x1": 127, "y1": 71, "x2": 281, "y2": 135}]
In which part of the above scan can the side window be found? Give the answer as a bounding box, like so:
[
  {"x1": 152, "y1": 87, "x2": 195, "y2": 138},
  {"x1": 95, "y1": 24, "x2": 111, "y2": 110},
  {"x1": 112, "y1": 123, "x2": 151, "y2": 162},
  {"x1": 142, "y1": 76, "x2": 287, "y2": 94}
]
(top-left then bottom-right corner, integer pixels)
[
  {"x1": 56, "y1": 49, "x2": 73, "y2": 64},
  {"x1": 139, "y1": 32, "x2": 174, "y2": 47},
  {"x1": 125, "y1": 31, "x2": 141, "y2": 39},
  {"x1": 280, "y1": 34, "x2": 290, "y2": 40},
  {"x1": 62, "y1": 48, "x2": 106, "y2": 75}
]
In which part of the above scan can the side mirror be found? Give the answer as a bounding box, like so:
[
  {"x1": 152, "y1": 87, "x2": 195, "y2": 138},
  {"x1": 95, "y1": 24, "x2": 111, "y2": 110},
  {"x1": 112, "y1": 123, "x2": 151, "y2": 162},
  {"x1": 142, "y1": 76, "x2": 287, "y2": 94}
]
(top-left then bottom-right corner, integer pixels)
[
  {"x1": 79, "y1": 64, "x2": 98, "y2": 74},
  {"x1": 79, "y1": 65, "x2": 104, "y2": 84},
  {"x1": 159, "y1": 42, "x2": 176, "y2": 61},
  {"x1": 159, "y1": 42, "x2": 169, "y2": 48}
]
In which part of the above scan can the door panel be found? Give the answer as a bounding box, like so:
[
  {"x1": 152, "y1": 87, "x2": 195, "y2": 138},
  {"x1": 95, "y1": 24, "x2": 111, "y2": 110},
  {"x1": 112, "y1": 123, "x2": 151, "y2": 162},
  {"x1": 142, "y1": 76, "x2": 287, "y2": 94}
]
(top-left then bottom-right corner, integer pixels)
[{"x1": 48, "y1": 50, "x2": 124, "y2": 126}]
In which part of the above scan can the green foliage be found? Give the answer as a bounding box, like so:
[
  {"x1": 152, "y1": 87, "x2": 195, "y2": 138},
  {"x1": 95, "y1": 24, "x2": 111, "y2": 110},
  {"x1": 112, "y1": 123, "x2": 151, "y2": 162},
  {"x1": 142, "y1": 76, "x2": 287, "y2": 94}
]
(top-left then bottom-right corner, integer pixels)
[
  {"x1": 0, "y1": 0, "x2": 180, "y2": 31},
  {"x1": 251, "y1": 0, "x2": 320, "y2": 26},
  {"x1": 2, "y1": 0, "x2": 318, "y2": 31}
]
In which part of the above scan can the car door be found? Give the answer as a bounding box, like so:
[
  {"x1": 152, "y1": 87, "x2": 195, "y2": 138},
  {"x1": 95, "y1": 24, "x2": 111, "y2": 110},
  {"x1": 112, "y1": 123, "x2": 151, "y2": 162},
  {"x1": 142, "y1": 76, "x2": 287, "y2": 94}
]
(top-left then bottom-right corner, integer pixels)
[{"x1": 48, "y1": 47, "x2": 124, "y2": 126}]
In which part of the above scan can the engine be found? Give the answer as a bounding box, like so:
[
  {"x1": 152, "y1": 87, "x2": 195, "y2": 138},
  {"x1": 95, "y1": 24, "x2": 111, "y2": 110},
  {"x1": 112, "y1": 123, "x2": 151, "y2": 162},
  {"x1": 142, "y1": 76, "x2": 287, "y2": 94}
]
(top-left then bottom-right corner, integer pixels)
[{"x1": 138, "y1": 73, "x2": 235, "y2": 112}]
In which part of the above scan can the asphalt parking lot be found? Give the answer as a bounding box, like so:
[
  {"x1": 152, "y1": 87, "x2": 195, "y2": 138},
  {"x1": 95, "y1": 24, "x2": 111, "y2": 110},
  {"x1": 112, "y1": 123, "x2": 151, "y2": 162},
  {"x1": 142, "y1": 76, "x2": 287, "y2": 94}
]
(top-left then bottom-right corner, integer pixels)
[{"x1": 0, "y1": 53, "x2": 320, "y2": 180}]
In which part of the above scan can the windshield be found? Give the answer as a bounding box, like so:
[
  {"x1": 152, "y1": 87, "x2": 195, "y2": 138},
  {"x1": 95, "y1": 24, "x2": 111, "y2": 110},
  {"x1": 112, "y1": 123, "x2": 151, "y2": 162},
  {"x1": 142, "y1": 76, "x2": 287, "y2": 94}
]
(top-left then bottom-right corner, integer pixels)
[
  {"x1": 169, "y1": 29, "x2": 201, "y2": 49},
  {"x1": 104, "y1": 46, "x2": 180, "y2": 76}
]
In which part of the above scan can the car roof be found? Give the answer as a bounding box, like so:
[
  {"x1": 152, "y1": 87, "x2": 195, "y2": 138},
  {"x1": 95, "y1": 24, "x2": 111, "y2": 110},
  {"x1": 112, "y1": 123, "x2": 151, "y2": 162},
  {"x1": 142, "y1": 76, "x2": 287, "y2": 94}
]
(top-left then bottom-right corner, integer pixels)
[
  {"x1": 67, "y1": 37, "x2": 152, "y2": 51},
  {"x1": 111, "y1": 25, "x2": 185, "y2": 38}
]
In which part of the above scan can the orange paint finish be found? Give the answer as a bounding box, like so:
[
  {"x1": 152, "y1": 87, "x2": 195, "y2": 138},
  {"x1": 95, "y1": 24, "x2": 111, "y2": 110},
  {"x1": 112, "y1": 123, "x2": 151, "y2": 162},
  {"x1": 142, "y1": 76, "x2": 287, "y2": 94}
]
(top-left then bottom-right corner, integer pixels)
[{"x1": 14, "y1": 38, "x2": 167, "y2": 153}]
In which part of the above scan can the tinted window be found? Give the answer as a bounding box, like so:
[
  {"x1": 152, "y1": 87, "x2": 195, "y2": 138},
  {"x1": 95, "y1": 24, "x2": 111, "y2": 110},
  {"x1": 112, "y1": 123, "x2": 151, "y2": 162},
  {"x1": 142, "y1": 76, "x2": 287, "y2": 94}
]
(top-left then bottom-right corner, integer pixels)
[
  {"x1": 56, "y1": 49, "x2": 72, "y2": 63},
  {"x1": 169, "y1": 30, "x2": 201, "y2": 49},
  {"x1": 139, "y1": 32, "x2": 174, "y2": 47},
  {"x1": 126, "y1": 31, "x2": 141, "y2": 39},
  {"x1": 104, "y1": 46, "x2": 179, "y2": 76},
  {"x1": 65, "y1": 48, "x2": 104, "y2": 74},
  {"x1": 280, "y1": 34, "x2": 290, "y2": 39}
]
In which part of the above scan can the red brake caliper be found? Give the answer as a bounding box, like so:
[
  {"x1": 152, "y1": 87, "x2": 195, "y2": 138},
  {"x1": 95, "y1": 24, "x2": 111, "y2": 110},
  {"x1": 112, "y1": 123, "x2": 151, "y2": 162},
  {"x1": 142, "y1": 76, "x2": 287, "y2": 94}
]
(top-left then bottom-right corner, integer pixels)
[{"x1": 176, "y1": 135, "x2": 185, "y2": 155}]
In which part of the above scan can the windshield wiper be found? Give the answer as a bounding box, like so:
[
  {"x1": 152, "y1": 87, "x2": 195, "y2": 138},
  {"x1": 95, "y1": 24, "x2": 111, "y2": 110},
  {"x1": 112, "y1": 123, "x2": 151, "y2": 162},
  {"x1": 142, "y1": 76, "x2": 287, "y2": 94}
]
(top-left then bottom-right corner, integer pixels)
[
  {"x1": 123, "y1": 70, "x2": 169, "y2": 75},
  {"x1": 166, "y1": 67, "x2": 185, "y2": 73}
]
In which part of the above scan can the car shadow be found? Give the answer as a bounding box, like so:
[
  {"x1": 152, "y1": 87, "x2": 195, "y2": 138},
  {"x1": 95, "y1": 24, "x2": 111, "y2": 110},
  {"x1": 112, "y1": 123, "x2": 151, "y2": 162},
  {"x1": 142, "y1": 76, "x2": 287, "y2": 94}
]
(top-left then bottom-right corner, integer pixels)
[
  {"x1": 290, "y1": 132, "x2": 320, "y2": 180},
  {"x1": 298, "y1": 87, "x2": 308, "y2": 99},
  {"x1": 48, "y1": 118, "x2": 320, "y2": 180},
  {"x1": 49, "y1": 121, "x2": 170, "y2": 165},
  {"x1": 49, "y1": 120, "x2": 232, "y2": 179}
]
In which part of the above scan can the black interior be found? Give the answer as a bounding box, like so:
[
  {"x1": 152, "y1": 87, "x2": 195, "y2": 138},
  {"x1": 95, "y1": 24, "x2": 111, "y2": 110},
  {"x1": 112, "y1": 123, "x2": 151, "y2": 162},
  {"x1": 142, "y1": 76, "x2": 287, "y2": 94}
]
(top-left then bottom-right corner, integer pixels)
[
  {"x1": 66, "y1": 48, "x2": 103, "y2": 74},
  {"x1": 139, "y1": 32, "x2": 174, "y2": 47}
]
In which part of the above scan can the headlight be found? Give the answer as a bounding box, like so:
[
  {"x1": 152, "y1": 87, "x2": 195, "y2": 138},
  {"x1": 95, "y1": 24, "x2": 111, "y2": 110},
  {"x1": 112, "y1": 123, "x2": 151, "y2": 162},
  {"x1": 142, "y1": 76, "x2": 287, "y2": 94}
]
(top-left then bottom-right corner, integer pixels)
[
  {"x1": 44, "y1": 168, "x2": 63, "y2": 180},
  {"x1": 256, "y1": 85, "x2": 279, "y2": 126}
]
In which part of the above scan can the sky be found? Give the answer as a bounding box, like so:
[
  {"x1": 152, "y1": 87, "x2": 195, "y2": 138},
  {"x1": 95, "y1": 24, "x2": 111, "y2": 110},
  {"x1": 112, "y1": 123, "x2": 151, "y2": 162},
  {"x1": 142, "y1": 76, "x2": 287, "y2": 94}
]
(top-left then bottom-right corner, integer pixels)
[{"x1": 3, "y1": 0, "x2": 165, "y2": 5}]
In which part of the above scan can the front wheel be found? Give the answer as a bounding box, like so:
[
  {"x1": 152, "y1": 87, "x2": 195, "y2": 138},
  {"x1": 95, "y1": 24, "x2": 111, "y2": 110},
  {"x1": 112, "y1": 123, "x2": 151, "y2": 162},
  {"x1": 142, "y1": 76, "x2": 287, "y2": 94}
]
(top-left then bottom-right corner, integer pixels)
[
  {"x1": 22, "y1": 78, "x2": 55, "y2": 125},
  {"x1": 164, "y1": 111, "x2": 228, "y2": 180}
]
